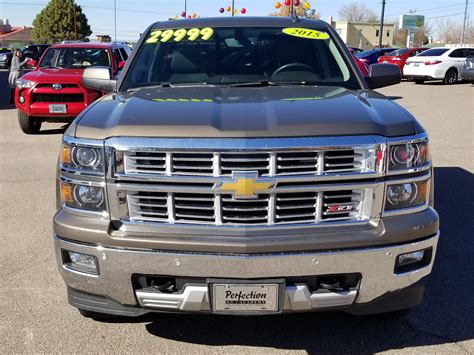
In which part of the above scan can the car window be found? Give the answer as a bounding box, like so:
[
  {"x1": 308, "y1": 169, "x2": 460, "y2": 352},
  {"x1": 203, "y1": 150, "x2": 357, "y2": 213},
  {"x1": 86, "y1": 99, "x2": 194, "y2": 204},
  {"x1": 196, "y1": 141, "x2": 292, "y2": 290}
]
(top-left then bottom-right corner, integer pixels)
[
  {"x1": 387, "y1": 49, "x2": 409, "y2": 56},
  {"x1": 122, "y1": 26, "x2": 359, "y2": 90},
  {"x1": 41, "y1": 48, "x2": 112, "y2": 68},
  {"x1": 38, "y1": 48, "x2": 55, "y2": 67},
  {"x1": 468, "y1": 49, "x2": 474, "y2": 57},
  {"x1": 356, "y1": 49, "x2": 376, "y2": 58},
  {"x1": 417, "y1": 48, "x2": 449, "y2": 57},
  {"x1": 119, "y1": 47, "x2": 129, "y2": 61},
  {"x1": 113, "y1": 49, "x2": 121, "y2": 67}
]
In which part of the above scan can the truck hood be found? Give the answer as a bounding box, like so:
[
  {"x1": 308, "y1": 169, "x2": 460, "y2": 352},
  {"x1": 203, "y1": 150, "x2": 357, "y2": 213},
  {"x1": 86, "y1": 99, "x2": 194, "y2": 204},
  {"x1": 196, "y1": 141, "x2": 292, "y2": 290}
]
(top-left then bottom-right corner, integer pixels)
[
  {"x1": 74, "y1": 85, "x2": 419, "y2": 139},
  {"x1": 22, "y1": 68, "x2": 84, "y2": 84}
]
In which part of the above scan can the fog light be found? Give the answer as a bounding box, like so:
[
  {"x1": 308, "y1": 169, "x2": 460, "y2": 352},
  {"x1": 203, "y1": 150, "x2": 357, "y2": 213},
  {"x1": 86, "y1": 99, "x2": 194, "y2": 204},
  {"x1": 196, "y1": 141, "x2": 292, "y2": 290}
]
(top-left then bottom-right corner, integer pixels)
[
  {"x1": 63, "y1": 250, "x2": 99, "y2": 274},
  {"x1": 19, "y1": 95, "x2": 25, "y2": 103},
  {"x1": 395, "y1": 247, "x2": 432, "y2": 274},
  {"x1": 398, "y1": 250, "x2": 424, "y2": 266}
]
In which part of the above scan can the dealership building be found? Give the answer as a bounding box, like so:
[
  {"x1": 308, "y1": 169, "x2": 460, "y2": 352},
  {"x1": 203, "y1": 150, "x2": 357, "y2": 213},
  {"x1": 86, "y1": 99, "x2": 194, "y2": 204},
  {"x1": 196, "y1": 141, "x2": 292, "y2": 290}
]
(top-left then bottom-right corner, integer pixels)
[
  {"x1": 332, "y1": 21, "x2": 396, "y2": 50},
  {"x1": 0, "y1": 19, "x2": 33, "y2": 48}
]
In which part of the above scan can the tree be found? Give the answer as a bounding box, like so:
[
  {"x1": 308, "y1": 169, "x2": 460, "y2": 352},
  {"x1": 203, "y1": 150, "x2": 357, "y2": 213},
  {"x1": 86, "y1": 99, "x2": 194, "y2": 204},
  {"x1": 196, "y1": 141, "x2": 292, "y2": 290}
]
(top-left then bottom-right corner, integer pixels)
[
  {"x1": 393, "y1": 24, "x2": 431, "y2": 47},
  {"x1": 270, "y1": 1, "x2": 321, "y2": 19},
  {"x1": 338, "y1": 3, "x2": 378, "y2": 23},
  {"x1": 32, "y1": 0, "x2": 91, "y2": 42}
]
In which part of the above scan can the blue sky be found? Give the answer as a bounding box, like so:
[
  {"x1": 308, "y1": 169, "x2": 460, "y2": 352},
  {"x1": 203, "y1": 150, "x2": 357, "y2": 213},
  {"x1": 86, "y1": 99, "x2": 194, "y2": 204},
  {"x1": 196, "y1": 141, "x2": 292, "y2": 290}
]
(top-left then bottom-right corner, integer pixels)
[{"x1": 1, "y1": 0, "x2": 472, "y2": 41}]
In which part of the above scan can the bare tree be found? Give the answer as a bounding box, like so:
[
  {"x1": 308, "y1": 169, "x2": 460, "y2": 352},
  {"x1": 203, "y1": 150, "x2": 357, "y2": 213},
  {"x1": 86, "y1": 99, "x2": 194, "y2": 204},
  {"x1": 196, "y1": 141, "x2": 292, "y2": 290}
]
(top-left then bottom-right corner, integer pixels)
[
  {"x1": 338, "y1": 3, "x2": 378, "y2": 22},
  {"x1": 435, "y1": 18, "x2": 462, "y2": 44}
]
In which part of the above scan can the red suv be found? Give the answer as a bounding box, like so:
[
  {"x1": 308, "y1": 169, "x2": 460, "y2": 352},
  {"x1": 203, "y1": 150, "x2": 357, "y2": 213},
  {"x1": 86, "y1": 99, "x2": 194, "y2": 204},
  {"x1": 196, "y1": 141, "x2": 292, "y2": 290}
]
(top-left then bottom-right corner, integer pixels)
[
  {"x1": 377, "y1": 47, "x2": 428, "y2": 73},
  {"x1": 15, "y1": 42, "x2": 131, "y2": 134}
]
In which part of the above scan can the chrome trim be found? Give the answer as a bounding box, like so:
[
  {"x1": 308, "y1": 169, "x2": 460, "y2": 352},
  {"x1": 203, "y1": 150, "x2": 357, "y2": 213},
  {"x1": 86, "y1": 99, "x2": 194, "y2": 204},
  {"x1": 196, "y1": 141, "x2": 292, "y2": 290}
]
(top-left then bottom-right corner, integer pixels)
[
  {"x1": 54, "y1": 232, "x2": 439, "y2": 306},
  {"x1": 63, "y1": 135, "x2": 105, "y2": 147},
  {"x1": 386, "y1": 132, "x2": 428, "y2": 145}
]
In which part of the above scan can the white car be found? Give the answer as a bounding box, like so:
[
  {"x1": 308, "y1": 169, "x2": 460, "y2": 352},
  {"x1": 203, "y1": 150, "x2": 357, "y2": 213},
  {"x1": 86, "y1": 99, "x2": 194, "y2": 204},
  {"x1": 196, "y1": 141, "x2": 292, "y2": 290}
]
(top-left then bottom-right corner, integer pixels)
[{"x1": 404, "y1": 47, "x2": 474, "y2": 84}]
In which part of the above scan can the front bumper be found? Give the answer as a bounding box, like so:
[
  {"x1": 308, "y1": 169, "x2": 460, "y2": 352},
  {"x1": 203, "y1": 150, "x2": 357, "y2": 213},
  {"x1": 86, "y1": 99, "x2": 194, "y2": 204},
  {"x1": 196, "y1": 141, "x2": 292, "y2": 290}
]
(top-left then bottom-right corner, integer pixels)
[{"x1": 55, "y1": 232, "x2": 439, "y2": 315}]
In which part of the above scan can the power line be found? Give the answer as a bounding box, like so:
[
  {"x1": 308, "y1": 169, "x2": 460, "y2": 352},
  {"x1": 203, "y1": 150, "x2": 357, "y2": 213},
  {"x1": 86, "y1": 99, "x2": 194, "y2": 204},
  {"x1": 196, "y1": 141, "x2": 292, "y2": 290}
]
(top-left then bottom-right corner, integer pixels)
[
  {"x1": 425, "y1": 12, "x2": 465, "y2": 20},
  {"x1": 385, "y1": 3, "x2": 467, "y2": 17}
]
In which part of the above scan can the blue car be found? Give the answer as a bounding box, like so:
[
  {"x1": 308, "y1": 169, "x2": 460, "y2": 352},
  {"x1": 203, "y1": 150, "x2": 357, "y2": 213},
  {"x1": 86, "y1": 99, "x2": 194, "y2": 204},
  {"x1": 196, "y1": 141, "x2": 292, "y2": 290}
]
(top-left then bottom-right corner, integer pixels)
[{"x1": 356, "y1": 48, "x2": 398, "y2": 65}]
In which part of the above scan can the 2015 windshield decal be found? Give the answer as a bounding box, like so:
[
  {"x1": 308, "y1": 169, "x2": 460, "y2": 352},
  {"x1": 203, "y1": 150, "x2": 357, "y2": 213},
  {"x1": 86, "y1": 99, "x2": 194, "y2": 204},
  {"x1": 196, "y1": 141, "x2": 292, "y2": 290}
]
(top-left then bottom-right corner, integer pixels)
[
  {"x1": 282, "y1": 28, "x2": 329, "y2": 40},
  {"x1": 146, "y1": 27, "x2": 214, "y2": 44}
]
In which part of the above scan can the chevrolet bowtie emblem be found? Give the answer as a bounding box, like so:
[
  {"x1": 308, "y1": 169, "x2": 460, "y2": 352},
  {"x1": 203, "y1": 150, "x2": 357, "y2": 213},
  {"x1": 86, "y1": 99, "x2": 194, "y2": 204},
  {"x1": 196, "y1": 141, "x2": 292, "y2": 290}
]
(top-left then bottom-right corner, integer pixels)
[{"x1": 216, "y1": 172, "x2": 275, "y2": 199}]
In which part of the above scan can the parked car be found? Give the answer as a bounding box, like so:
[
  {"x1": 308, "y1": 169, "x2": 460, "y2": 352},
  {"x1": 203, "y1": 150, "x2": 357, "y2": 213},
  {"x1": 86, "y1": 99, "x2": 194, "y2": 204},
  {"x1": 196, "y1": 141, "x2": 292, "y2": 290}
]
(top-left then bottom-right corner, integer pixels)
[
  {"x1": 356, "y1": 47, "x2": 398, "y2": 65},
  {"x1": 53, "y1": 17, "x2": 439, "y2": 319},
  {"x1": 461, "y1": 56, "x2": 474, "y2": 83},
  {"x1": 404, "y1": 46, "x2": 474, "y2": 84},
  {"x1": 353, "y1": 54, "x2": 369, "y2": 76},
  {"x1": 14, "y1": 42, "x2": 131, "y2": 134},
  {"x1": 377, "y1": 47, "x2": 428, "y2": 73},
  {"x1": 0, "y1": 47, "x2": 13, "y2": 69},
  {"x1": 348, "y1": 47, "x2": 363, "y2": 55}
]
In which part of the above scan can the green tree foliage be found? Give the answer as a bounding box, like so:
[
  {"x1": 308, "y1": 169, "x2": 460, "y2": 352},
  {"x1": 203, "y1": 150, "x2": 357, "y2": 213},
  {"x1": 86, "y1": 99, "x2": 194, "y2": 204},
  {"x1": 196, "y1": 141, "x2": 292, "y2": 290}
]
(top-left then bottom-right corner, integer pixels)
[
  {"x1": 32, "y1": 0, "x2": 91, "y2": 42},
  {"x1": 270, "y1": 1, "x2": 321, "y2": 19}
]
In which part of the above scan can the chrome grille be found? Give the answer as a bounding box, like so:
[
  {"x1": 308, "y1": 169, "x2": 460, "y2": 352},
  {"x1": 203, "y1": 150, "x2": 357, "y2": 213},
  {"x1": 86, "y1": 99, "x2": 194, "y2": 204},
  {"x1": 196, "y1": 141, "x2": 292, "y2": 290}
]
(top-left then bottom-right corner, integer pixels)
[
  {"x1": 121, "y1": 148, "x2": 372, "y2": 177},
  {"x1": 126, "y1": 190, "x2": 367, "y2": 226}
]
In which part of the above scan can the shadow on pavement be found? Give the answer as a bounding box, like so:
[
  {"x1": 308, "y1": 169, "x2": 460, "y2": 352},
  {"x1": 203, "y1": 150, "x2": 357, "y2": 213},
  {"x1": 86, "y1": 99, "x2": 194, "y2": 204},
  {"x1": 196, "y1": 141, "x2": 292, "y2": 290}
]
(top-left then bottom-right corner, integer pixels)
[{"x1": 92, "y1": 167, "x2": 474, "y2": 352}]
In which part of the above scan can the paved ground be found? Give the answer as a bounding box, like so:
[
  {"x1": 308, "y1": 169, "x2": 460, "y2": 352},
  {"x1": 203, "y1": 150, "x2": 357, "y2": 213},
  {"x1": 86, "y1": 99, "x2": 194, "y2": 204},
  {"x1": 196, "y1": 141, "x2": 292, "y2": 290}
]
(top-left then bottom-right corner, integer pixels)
[{"x1": 0, "y1": 69, "x2": 473, "y2": 353}]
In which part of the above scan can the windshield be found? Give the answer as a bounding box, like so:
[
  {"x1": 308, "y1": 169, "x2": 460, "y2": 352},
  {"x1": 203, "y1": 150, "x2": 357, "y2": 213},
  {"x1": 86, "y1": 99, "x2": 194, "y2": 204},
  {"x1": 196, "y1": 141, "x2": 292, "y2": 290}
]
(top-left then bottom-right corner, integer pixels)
[
  {"x1": 39, "y1": 47, "x2": 111, "y2": 69},
  {"x1": 417, "y1": 48, "x2": 449, "y2": 57},
  {"x1": 386, "y1": 48, "x2": 409, "y2": 56},
  {"x1": 356, "y1": 49, "x2": 377, "y2": 57},
  {"x1": 121, "y1": 26, "x2": 359, "y2": 90}
]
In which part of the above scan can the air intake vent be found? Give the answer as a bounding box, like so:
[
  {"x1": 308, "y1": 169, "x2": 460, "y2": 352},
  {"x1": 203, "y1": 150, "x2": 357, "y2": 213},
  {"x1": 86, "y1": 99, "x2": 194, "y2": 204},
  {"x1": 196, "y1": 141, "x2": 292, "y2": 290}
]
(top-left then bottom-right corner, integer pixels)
[
  {"x1": 324, "y1": 150, "x2": 363, "y2": 173},
  {"x1": 128, "y1": 191, "x2": 168, "y2": 222}
]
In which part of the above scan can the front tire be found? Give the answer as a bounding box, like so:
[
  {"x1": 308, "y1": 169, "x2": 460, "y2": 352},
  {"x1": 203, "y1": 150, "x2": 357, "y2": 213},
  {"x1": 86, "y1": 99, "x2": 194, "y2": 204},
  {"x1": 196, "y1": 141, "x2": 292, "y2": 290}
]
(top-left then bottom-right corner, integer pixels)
[
  {"x1": 443, "y1": 69, "x2": 458, "y2": 85},
  {"x1": 18, "y1": 111, "x2": 42, "y2": 134}
]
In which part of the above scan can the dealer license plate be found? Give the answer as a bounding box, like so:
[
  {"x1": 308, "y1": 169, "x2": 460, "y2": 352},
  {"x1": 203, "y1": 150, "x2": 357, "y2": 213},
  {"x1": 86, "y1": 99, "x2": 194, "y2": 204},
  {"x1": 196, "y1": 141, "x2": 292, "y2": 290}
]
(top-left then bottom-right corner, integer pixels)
[
  {"x1": 212, "y1": 283, "x2": 279, "y2": 313},
  {"x1": 414, "y1": 63, "x2": 420, "y2": 67},
  {"x1": 49, "y1": 104, "x2": 67, "y2": 114}
]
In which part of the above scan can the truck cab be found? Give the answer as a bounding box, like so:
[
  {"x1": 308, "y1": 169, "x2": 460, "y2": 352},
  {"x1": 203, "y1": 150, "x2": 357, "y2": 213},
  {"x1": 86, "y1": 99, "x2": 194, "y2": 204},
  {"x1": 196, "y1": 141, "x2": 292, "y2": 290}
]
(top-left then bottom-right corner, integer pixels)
[
  {"x1": 14, "y1": 42, "x2": 131, "y2": 134},
  {"x1": 53, "y1": 17, "x2": 439, "y2": 318}
]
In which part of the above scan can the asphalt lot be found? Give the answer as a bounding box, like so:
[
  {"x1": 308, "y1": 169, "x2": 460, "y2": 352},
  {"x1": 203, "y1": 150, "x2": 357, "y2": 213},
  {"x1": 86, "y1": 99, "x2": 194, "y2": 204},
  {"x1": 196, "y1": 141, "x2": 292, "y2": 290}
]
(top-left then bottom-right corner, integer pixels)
[{"x1": 0, "y1": 69, "x2": 473, "y2": 353}]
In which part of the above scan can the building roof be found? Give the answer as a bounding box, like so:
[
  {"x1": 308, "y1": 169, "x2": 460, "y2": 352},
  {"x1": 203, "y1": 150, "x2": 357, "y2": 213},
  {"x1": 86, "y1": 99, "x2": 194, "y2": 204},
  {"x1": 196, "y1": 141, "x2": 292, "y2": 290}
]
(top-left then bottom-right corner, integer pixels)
[{"x1": 0, "y1": 26, "x2": 32, "y2": 38}]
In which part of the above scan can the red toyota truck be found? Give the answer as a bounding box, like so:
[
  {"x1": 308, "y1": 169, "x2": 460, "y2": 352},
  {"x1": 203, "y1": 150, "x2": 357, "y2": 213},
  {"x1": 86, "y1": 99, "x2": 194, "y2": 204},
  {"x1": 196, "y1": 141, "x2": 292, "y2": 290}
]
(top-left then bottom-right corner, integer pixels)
[{"x1": 14, "y1": 42, "x2": 131, "y2": 134}]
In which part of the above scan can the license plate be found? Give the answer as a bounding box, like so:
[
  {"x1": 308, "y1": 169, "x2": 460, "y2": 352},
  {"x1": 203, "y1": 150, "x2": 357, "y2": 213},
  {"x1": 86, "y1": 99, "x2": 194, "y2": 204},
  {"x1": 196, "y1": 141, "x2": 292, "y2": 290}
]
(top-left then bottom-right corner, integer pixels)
[
  {"x1": 414, "y1": 63, "x2": 420, "y2": 67},
  {"x1": 212, "y1": 283, "x2": 279, "y2": 313},
  {"x1": 49, "y1": 104, "x2": 67, "y2": 114},
  {"x1": 383, "y1": 61, "x2": 388, "y2": 63}
]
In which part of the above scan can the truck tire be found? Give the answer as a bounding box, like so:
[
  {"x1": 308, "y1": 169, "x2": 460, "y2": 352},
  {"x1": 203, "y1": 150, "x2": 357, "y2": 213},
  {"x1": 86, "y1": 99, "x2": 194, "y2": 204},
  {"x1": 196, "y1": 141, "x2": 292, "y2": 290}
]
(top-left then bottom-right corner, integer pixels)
[
  {"x1": 443, "y1": 68, "x2": 457, "y2": 85},
  {"x1": 18, "y1": 111, "x2": 42, "y2": 134}
]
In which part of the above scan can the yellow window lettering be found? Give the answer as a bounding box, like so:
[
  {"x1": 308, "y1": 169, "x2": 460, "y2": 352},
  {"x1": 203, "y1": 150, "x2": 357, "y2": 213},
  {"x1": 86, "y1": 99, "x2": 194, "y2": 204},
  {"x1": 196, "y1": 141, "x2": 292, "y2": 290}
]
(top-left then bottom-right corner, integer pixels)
[
  {"x1": 145, "y1": 30, "x2": 162, "y2": 44},
  {"x1": 161, "y1": 29, "x2": 174, "y2": 43},
  {"x1": 173, "y1": 29, "x2": 187, "y2": 42},
  {"x1": 200, "y1": 27, "x2": 214, "y2": 41},
  {"x1": 282, "y1": 28, "x2": 330, "y2": 40},
  {"x1": 187, "y1": 28, "x2": 201, "y2": 41}
]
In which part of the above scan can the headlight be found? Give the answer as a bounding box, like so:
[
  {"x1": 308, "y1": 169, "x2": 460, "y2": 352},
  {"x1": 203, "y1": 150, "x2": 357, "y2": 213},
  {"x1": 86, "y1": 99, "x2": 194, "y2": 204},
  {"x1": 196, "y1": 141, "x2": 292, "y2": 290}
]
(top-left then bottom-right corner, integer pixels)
[
  {"x1": 388, "y1": 140, "x2": 430, "y2": 171},
  {"x1": 1, "y1": 54, "x2": 7, "y2": 60},
  {"x1": 15, "y1": 78, "x2": 35, "y2": 89},
  {"x1": 385, "y1": 178, "x2": 430, "y2": 211},
  {"x1": 61, "y1": 182, "x2": 106, "y2": 211},
  {"x1": 60, "y1": 142, "x2": 104, "y2": 174}
]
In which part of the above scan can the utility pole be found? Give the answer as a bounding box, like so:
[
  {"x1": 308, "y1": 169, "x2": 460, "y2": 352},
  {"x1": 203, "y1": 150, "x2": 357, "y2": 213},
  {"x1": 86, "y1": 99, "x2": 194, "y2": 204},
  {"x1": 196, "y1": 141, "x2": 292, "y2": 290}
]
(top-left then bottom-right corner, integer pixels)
[
  {"x1": 378, "y1": 0, "x2": 386, "y2": 48},
  {"x1": 232, "y1": 0, "x2": 235, "y2": 16},
  {"x1": 461, "y1": 0, "x2": 469, "y2": 44},
  {"x1": 184, "y1": 0, "x2": 187, "y2": 18},
  {"x1": 114, "y1": 0, "x2": 117, "y2": 42},
  {"x1": 74, "y1": 5, "x2": 77, "y2": 40}
]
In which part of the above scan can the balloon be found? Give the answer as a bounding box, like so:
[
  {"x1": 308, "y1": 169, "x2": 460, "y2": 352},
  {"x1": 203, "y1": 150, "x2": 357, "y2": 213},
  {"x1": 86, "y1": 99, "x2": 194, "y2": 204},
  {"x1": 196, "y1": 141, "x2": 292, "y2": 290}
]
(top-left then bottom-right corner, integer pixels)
[
  {"x1": 294, "y1": 0, "x2": 300, "y2": 6},
  {"x1": 226, "y1": 6, "x2": 231, "y2": 11},
  {"x1": 181, "y1": 11, "x2": 186, "y2": 18},
  {"x1": 234, "y1": 9, "x2": 237, "y2": 14},
  {"x1": 188, "y1": 15, "x2": 191, "y2": 18},
  {"x1": 219, "y1": 7, "x2": 225, "y2": 13},
  {"x1": 192, "y1": 13, "x2": 197, "y2": 18},
  {"x1": 284, "y1": 0, "x2": 291, "y2": 6},
  {"x1": 275, "y1": 2, "x2": 281, "y2": 8},
  {"x1": 241, "y1": 8, "x2": 247, "y2": 14},
  {"x1": 304, "y1": 1, "x2": 311, "y2": 9}
]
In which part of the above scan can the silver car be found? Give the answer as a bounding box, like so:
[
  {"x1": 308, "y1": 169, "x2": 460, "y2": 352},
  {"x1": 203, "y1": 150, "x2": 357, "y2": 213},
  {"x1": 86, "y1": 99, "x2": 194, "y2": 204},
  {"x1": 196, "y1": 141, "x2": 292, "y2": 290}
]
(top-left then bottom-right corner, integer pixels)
[{"x1": 462, "y1": 56, "x2": 474, "y2": 82}]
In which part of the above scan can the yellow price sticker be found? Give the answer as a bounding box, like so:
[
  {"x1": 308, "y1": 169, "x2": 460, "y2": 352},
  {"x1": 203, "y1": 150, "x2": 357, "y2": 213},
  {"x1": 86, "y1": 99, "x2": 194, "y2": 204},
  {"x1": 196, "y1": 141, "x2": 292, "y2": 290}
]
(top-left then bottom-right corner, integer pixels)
[
  {"x1": 146, "y1": 27, "x2": 214, "y2": 44},
  {"x1": 282, "y1": 28, "x2": 330, "y2": 40}
]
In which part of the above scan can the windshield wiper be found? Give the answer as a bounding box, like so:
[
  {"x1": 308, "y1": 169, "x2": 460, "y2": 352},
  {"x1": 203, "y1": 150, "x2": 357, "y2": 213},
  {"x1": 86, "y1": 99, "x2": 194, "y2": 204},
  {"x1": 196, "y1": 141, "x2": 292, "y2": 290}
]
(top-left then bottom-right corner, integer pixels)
[
  {"x1": 228, "y1": 80, "x2": 318, "y2": 87},
  {"x1": 127, "y1": 82, "x2": 212, "y2": 92}
]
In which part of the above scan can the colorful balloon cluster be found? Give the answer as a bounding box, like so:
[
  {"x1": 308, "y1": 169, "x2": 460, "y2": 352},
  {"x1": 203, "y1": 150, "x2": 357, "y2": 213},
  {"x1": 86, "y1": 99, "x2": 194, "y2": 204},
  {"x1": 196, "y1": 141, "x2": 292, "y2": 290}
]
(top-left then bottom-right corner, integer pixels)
[
  {"x1": 218, "y1": 5, "x2": 247, "y2": 14},
  {"x1": 275, "y1": 0, "x2": 311, "y2": 9},
  {"x1": 180, "y1": 11, "x2": 198, "y2": 18}
]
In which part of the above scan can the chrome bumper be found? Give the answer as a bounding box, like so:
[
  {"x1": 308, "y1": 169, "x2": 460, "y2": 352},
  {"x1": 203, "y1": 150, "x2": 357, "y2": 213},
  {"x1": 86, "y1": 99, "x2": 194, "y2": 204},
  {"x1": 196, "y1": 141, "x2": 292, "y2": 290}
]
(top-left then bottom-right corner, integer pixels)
[{"x1": 55, "y1": 232, "x2": 439, "y2": 313}]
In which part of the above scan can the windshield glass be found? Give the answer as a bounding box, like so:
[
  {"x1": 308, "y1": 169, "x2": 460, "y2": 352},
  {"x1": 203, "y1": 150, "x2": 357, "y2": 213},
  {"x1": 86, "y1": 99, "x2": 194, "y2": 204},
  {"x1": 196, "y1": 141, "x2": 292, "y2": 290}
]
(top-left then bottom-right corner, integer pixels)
[
  {"x1": 356, "y1": 49, "x2": 377, "y2": 57},
  {"x1": 386, "y1": 48, "x2": 409, "y2": 56},
  {"x1": 39, "y1": 47, "x2": 111, "y2": 68},
  {"x1": 121, "y1": 26, "x2": 359, "y2": 90},
  {"x1": 417, "y1": 48, "x2": 449, "y2": 57}
]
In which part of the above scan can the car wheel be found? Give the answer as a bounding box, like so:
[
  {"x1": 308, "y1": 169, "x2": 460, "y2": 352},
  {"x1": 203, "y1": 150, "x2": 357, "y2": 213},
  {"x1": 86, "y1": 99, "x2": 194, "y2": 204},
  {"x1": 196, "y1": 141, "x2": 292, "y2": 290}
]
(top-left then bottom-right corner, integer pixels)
[
  {"x1": 414, "y1": 79, "x2": 424, "y2": 84},
  {"x1": 18, "y1": 111, "x2": 42, "y2": 134},
  {"x1": 443, "y1": 69, "x2": 458, "y2": 85}
]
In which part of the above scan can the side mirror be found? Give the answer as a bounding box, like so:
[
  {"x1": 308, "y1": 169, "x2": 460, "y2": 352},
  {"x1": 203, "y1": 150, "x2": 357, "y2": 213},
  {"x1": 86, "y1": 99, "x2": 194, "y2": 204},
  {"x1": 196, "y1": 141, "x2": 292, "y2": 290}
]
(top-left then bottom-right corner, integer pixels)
[
  {"x1": 83, "y1": 66, "x2": 117, "y2": 92},
  {"x1": 118, "y1": 61, "x2": 126, "y2": 70},
  {"x1": 365, "y1": 63, "x2": 401, "y2": 89}
]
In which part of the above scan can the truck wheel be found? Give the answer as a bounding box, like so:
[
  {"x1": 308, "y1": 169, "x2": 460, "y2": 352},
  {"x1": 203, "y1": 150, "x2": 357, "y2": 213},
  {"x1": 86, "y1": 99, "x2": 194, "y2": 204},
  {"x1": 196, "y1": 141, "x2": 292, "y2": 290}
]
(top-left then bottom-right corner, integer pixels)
[
  {"x1": 413, "y1": 79, "x2": 424, "y2": 84},
  {"x1": 18, "y1": 111, "x2": 42, "y2": 134},
  {"x1": 443, "y1": 69, "x2": 457, "y2": 85}
]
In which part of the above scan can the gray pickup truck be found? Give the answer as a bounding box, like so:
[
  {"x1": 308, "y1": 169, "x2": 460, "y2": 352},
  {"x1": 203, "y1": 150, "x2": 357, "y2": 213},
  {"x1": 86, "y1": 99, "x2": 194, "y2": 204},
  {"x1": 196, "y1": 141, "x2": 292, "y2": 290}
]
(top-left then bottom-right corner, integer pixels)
[{"x1": 54, "y1": 17, "x2": 439, "y2": 318}]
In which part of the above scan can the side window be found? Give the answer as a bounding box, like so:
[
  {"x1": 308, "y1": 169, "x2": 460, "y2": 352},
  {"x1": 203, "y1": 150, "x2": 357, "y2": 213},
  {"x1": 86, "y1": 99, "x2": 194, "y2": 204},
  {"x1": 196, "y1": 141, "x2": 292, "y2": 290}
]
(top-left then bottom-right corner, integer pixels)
[
  {"x1": 468, "y1": 49, "x2": 474, "y2": 57},
  {"x1": 39, "y1": 48, "x2": 55, "y2": 67},
  {"x1": 459, "y1": 49, "x2": 468, "y2": 58},
  {"x1": 449, "y1": 49, "x2": 463, "y2": 58},
  {"x1": 119, "y1": 48, "x2": 128, "y2": 61},
  {"x1": 113, "y1": 49, "x2": 121, "y2": 67}
]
